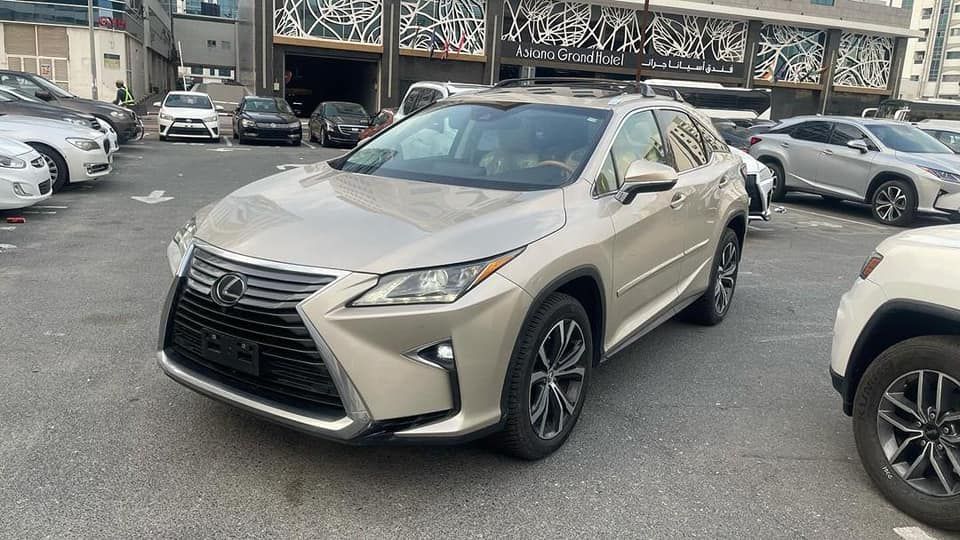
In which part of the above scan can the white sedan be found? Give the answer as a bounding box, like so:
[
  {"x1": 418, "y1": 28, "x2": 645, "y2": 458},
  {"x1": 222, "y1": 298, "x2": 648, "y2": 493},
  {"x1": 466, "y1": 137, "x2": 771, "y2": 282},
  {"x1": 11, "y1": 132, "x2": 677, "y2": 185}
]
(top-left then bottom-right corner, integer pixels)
[
  {"x1": 154, "y1": 91, "x2": 222, "y2": 141},
  {"x1": 0, "y1": 135, "x2": 52, "y2": 210},
  {"x1": 0, "y1": 115, "x2": 112, "y2": 192},
  {"x1": 731, "y1": 147, "x2": 774, "y2": 221}
]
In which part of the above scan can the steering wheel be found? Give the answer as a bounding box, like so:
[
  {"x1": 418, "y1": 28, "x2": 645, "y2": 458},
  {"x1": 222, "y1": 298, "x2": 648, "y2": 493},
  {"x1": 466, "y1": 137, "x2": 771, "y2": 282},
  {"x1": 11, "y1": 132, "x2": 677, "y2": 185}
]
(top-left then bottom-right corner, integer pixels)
[{"x1": 535, "y1": 160, "x2": 575, "y2": 174}]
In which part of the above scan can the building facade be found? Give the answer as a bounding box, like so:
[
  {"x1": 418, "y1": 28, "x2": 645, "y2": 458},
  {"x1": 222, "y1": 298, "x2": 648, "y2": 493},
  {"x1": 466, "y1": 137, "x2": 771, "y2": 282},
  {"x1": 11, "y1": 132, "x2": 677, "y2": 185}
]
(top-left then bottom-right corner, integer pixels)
[
  {"x1": 899, "y1": 0, "x2": 960, "y2": 98},
  {"x1": 248, "y1": 0, "x2": 917, "y2": 118},
  {"x1": 0, "y1": 0, "x2": 174, "y2": 100}
]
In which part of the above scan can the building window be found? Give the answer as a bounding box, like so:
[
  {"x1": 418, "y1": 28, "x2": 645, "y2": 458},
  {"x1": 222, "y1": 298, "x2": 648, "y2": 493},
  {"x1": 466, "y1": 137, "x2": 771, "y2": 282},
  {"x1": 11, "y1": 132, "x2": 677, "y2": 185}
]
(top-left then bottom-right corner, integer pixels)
[
  {"x1": 910, "y1": 75, "x2": 920, "y2": 81},
  {"x1": 952, "y1": 28, "x2": 960, "y2": 37},
  {"x1": 922, "y1": 7, "x2": 933, "y2": 18},
  {"x1": 218, "y1": 68, "x2": 232, "y2": 77},
  {"x1": 942, "y1": 74, "x2": 960, "y2": 81},
  {"x1": 954, "y1": 4, "x2": 960, "y2": 13},
  {"x1": 206, "y1": 39, "x2": 217, "y2": 47},
  {"x1": 190, "y1": 66, "x2": 203, "y2": 74},
  {"x1": 220, "y1": 40, "x2": 231, "y2": 49},
  {"x1": 921, "y1": 29, "x2": 928, "y2": 42},
  {"x1": 810, "y1": 0, "x2": 834, "y2": 5},
  {"x1": 916, "y1": 51, "x2": 926, "y2": 63},
  {"x1": 947, "y1": 51, "x2": 960, "y2": 59}
]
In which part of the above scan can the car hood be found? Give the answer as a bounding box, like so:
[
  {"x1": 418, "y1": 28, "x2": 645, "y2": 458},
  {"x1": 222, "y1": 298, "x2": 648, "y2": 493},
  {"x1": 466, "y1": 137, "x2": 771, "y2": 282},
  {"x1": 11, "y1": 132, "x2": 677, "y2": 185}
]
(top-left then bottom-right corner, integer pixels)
[
  {"x1": 56, "y1": 96, "x2": 130, "y2": 116},
  {"x1": 0, "y1": 135, "x2": 36, "y2": 156},
  {"x1": 244, "y1": 112, "x2": 297, "y2": 123},
  {"x1": 193, "y1": 161, "x2": 567, "y2": 274},
  {"x1": 881, "y1": 224, "x2": 960, "y2": 251},
  {"x1": 0, "y1": 114, "x2": 102, "y2": 138},
  {"x1": 162, "y1": 107, "x2": 216, "y2": 119},
  {"x1": 893, "y1": 151, "x2": 960, "y2": 172}
]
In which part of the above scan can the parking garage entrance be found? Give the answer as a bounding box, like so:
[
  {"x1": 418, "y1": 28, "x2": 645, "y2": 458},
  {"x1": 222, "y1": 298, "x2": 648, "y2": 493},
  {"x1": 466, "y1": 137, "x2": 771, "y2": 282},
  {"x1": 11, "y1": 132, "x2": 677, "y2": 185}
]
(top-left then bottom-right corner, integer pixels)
[{"x1": 282, "y1": 52, "x2": 380, "y2": 118}]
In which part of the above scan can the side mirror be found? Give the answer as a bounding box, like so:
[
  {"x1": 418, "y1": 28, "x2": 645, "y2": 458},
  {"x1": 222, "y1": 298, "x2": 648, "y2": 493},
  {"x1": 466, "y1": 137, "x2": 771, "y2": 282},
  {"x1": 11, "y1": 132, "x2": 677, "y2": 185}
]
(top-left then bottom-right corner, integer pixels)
[
  {"x1": 216, "y1": 105, "x2": 224, "y2": 112},
  {"x1": 616, "y1": 161, "x2": 679, "y2": 204},
  {"x1": 152, "y1": 101, "x2": 162, "y2": 107},
  {"x1": 846, "y1": 139, "x2": 869, "y2": 153},
  {"x1": 35, "y1": 90, "x2": 52, "y2": 101}
]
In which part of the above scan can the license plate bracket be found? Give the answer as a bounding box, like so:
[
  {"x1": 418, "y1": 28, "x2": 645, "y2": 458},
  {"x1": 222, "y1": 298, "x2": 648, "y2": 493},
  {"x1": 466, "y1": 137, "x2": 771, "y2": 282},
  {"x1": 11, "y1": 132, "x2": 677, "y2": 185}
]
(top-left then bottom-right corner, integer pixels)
[{"x1": 200, "y1": 329, "x2": 260, "y2": 375}]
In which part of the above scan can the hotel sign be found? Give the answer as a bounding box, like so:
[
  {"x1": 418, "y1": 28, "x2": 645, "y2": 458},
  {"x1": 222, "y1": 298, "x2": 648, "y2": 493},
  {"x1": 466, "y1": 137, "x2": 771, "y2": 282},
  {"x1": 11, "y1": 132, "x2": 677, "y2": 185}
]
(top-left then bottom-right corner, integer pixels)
[{"x1": 501, "y1": 40, "x2": 744, "y2": 78}]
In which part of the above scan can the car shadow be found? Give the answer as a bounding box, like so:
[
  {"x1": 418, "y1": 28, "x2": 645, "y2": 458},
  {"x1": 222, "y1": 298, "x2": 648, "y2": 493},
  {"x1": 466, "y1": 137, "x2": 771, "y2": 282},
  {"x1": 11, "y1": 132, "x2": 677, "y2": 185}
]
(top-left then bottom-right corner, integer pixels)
[{"x1": 783, "y1": 193, "x2": 951, "y2": 228}]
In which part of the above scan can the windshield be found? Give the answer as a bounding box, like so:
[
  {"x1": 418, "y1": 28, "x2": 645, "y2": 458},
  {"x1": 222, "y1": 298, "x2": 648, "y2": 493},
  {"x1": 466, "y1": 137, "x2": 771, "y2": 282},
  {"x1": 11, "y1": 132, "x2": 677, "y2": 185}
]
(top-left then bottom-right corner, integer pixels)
[
  {"x1": 866, "y1": 124, "x2": 952, "y2": 153},
  {"x1": 164, "y1": 94, "x2": 213, "y2": 109},
  {"x1": 32, "y1": 75, "x2": 73, "y2": 98},
  {"x1": 244, "y1": 98, "x2": 293, "y2": 114},
  {"x1": 332, "y1": 102, "x2": 611, "y2": 190},
  {"x1": 324, "y1": 102, "x2": 368, "y2": 117}
]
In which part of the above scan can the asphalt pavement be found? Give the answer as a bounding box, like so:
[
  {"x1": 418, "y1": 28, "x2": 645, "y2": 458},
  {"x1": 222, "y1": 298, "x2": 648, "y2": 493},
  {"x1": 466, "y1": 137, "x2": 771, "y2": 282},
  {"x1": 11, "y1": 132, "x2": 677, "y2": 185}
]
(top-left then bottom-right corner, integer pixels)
[{"x1": 1, "y1": 131, "x2": 957, "y2": 539}]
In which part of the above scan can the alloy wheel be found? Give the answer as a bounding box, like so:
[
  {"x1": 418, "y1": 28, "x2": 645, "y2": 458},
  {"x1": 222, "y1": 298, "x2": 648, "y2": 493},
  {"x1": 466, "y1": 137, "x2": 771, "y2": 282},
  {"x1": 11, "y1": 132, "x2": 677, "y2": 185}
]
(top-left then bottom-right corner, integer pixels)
[
  {"x1": 714, "y1": 241, "x2": 738, "y2": 315},
  {"x1": 529, "y1": 319, "x2": 587, "y2": 440},
  {"x1": 40, "y1": 153, "x2": 58, "y2": 182},
  {"x1": 875, "y1": 186, "x2": 908, "y2": 223},
  {"x1": 877, "y1": 369, "x2": 960, "y2": 497}
]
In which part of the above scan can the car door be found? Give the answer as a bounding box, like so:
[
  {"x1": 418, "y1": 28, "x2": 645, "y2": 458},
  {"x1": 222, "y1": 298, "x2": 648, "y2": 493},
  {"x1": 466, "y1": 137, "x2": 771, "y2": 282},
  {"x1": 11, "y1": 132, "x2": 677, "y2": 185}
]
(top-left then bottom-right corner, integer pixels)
[
  {"x1": 233, "y1": 100, "x2": 243, "y2": 132},
  {"x1": 822, "y1": 121, "x2": 879, "y2": 199},
  {"x1": 602, "y1": 109, "x2": 685, "y2": 345},
  {"x1": 782, "y1": 121, "x2": 831, "y2": 189}
]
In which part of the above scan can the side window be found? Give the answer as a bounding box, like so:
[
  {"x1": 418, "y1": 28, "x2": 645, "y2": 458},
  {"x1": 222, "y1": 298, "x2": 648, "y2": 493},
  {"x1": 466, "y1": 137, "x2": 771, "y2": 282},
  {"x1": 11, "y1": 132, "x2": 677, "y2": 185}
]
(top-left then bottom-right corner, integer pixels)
[
  {"x1": 4, "y1": 74, "x2": 42, "y2": 97},
  {"x1": 401, "y1": 88, "x2": 422, "y2": 115},
  {"x1": 657, "y1": 110, "x2": 709, "y2": 171},
  {"x1": 933, "y1": 130, "x2": 960, "y2": 153},
  {"x1": 416, "y1": 88, "x2": 442, "y2": 111},
  {"x1": 697, "y1": 121, "x2": 728, "y2": 154},
  {"x1": 791, "y1": 121, "x2": 831, "y2": 143},
  {"x1": 596, "y1": 110, "x2": 669, "y2": 194},
  {"x1": 828, "y1": 123, "x2": 868, "y2": 146}
]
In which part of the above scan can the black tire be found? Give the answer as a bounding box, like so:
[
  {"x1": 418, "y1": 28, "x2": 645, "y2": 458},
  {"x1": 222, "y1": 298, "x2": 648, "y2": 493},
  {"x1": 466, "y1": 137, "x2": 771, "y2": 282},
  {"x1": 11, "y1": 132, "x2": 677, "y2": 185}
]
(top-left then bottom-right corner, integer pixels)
[
  {"x1": 490, "y1": 292, "x2": 593, "y2": 460},
  {"x1": 27, "y1": 143, "x2": 69, "y2": 192},
  {"x1": 871, "y1": 179, "x2": 917, "y2": 227},
  {"x1": 232, "y1": 130, "x2": 238, "y2": 140},
  {"x1": 681, "y1": 228, "x2": 740, "y2": 326},
  {"x1": 766, "y1": 161, "x2": 787, "y2": 202},
  {"x1": 290, "y1": 139, "x2": 301, "y2": 147},
  {"x1": 158, "y1": 134, "x2": 167, "y2": 141},
  {"x1": 852, "y1": 336, "x2": 960, "y2": 531}
]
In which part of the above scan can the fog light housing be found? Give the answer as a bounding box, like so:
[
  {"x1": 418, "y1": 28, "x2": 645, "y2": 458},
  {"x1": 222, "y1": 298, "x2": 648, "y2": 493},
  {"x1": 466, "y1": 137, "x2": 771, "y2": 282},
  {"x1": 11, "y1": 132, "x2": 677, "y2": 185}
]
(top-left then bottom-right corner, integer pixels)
[
  {"x1": 12, "y1": 182, "x2": 30, "y2": 196},
  {"x1": 409, "y1": 340, "x2": 455, "y2": 371}
]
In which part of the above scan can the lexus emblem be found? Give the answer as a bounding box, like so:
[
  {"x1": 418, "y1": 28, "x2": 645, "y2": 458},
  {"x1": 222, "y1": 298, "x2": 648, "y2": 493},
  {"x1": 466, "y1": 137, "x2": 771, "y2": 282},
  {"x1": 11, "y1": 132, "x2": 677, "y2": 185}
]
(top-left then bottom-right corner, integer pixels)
[{"x1": 211, "y1": 273, "x2": 247, "y2": 307}]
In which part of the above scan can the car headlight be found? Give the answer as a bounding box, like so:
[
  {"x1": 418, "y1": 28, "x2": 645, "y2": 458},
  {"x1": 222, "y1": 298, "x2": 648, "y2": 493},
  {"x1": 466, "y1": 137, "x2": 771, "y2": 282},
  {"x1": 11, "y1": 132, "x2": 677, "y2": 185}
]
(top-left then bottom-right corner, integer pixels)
[
  {"x1": 62, "y1": 117, "x2": 89, "y2": 127},
  {"x1": 0, "y1": 155, "x2": 26, "y2": 169},
  {"x1": 351, "y1": 250, "x2": 523, "y2": 306},
  {"x1": 167, "y1": 216, "x2": 198, "y2": 275},
  {"x1": 159, "y1": 112, "x2": 174, "y2": 121},
  {"x1": 919, "y1": 166, "x2": 960, "y2": 184},
  {"x1": 109, "y1": 110, "x2": 125, "y2": 118},
  {"x1": 240, "y1": 118, "x2": 255, "y2": 128},
  {"x1": 66, "y1": 138, "x2": 99, "y2": 151},
  {"x1": 204, "y1": 114, "x2": 219, "y2": 123},
  {"x1": 288, "y1": 121, "x2": 301, "y2": 128}
]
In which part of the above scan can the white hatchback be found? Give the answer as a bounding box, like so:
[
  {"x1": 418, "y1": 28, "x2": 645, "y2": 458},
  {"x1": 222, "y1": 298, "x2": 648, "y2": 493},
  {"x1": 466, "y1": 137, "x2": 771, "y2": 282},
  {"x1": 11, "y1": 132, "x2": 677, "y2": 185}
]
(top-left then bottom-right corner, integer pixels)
[
  {"x1": 831, "y1": 225, "x2": 960, "y2": 530},
  {"x1": 155, "y1": 91, "x2": 222, "y2": 141},
  {"x1": 0, "y1": 135, "x2": 52, "y2": 209}
]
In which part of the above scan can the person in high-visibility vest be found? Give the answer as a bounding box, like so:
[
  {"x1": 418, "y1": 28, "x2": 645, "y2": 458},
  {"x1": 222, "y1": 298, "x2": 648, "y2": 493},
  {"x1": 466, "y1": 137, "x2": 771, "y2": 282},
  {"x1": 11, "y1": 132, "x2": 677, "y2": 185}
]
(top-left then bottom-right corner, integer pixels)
[{"x1": 113, "y1": 80, "x2": 134, "y2": 107}]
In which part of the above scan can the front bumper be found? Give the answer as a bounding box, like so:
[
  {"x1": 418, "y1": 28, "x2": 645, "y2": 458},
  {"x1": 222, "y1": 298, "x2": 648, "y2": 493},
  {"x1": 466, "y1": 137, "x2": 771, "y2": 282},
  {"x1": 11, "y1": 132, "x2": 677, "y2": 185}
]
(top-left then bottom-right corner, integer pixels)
[
  {"x1": 110, "y1": 116, "x2": 139, "y2": 143},
  {"x1": 0, "y1": 164, "x2": 52, "y2": 210},
  {"x1": 327, "y1": 125, "x2": 365, "y2": 144},
  {"x1": 238, "y1": 125, "x2": 301, "y2": 142},
  {"x1": 158, "y1": 242, "x2": 532, "y2": 443},
  {"x1": 160, "y1": 118, "x2": 219, "y2": 139},
  {"x1": 746, "y1": 170, "x2": 774, "y2": 221},
  {"x1": 64, "y1": 145, "x2": 111, "y2": 182}
]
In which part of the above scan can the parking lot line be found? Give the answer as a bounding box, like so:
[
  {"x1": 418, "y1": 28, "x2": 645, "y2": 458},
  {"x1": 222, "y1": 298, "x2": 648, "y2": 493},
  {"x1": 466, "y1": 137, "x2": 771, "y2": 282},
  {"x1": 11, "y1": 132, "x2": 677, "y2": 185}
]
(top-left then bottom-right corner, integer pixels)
[
  {"x1": 303, "y1": 142, "x2": 315, "y2": 149},
  {"x1": 894, "y1": 527, "x2": 939, "y2": 540},
  {"x1": 224, "y1": 137, "x2": 233, "y2": 147},
  {"x1": 781, "y1": 205, "x2": 891, "y2": 231}
]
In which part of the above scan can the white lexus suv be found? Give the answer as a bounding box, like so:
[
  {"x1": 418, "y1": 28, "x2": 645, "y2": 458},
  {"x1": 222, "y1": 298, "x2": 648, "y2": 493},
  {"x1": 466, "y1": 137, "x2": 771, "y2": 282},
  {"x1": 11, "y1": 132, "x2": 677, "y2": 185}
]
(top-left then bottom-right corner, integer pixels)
[{"x1": 831, "y1": 225, "x2": 960, "y2": 530}]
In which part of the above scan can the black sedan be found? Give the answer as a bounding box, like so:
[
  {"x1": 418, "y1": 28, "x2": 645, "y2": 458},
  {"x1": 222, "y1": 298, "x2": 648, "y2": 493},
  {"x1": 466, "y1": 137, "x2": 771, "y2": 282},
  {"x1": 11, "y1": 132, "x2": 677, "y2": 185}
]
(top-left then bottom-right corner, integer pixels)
[
  {"x1": 308, "y1": 101, "x2": 370, "y2": 147},
  {"x1": 232, "y1": 96, "x2": 302, "y2": 145},
  {"x1": 0, "y1": 85, "x2": 105, "y2": 131}
]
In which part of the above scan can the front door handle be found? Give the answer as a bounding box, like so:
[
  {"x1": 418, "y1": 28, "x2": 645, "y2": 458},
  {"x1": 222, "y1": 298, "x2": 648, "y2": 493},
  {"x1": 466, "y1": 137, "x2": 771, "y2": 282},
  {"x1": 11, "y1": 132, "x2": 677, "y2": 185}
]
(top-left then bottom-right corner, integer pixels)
[
  {"x1": 822, "y1": 149, "x2": 834, "y2": 155},
  {"x1": 780, "y1": 142, "x2": 790, "y2": 148},
  {"x1": 670, "y1": 192, "x2": 687, "y2": 209},
  {"x1": 718, "y1": 176, "x2": 730, "y2": 188}
]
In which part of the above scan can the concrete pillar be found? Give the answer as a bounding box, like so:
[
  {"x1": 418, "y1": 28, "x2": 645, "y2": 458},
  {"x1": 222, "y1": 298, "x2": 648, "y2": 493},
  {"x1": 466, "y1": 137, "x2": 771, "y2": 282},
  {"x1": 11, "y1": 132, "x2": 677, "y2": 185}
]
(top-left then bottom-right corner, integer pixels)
[
  {"x1": 742, "y1": 20, "x2": 762, "y2": 89},
  {"x1": 818, "y1": 29, "x2": 842, "y2": 115},
  {"x1": 888, "y1": 36, "x2": 908, "y2": 98},
  {"x1": 381, "y1": 0, "x2": 401, "y2": 108},
  {"x1": 253, "y1": 0, "x2": 274, "y2": 95},
  {"x1": 484, "y1": 0, "x2": 504, "y2": 85}
]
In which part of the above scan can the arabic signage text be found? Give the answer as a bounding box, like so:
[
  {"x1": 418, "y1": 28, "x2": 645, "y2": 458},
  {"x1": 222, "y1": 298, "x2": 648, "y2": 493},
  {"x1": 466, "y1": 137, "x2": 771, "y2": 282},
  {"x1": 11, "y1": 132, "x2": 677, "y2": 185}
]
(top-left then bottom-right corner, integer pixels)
[
  {"x1": 501, "y1": 40, "x2": 744, "y2": 78},
  {"x1": 96, "y1": 16, "x2": 127, "y2": 31}
]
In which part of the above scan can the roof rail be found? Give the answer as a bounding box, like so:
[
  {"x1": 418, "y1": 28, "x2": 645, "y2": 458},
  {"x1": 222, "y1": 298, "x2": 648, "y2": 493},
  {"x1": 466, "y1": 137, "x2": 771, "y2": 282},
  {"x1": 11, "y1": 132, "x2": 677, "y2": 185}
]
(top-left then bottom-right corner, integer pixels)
[{"x1": 490, "y1": 77, "x2": 662, "y2": 98}]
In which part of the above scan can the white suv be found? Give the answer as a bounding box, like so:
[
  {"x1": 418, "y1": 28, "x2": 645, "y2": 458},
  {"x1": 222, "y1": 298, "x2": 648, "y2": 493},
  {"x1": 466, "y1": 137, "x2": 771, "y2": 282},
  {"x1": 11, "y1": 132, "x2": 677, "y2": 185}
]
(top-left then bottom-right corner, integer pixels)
[
  {"x1": 395, "y1": 81, "x2": 487, "y2": 120},
  {"x1": 831, "y1": 225, "x2": 960, "y2": 530}
]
